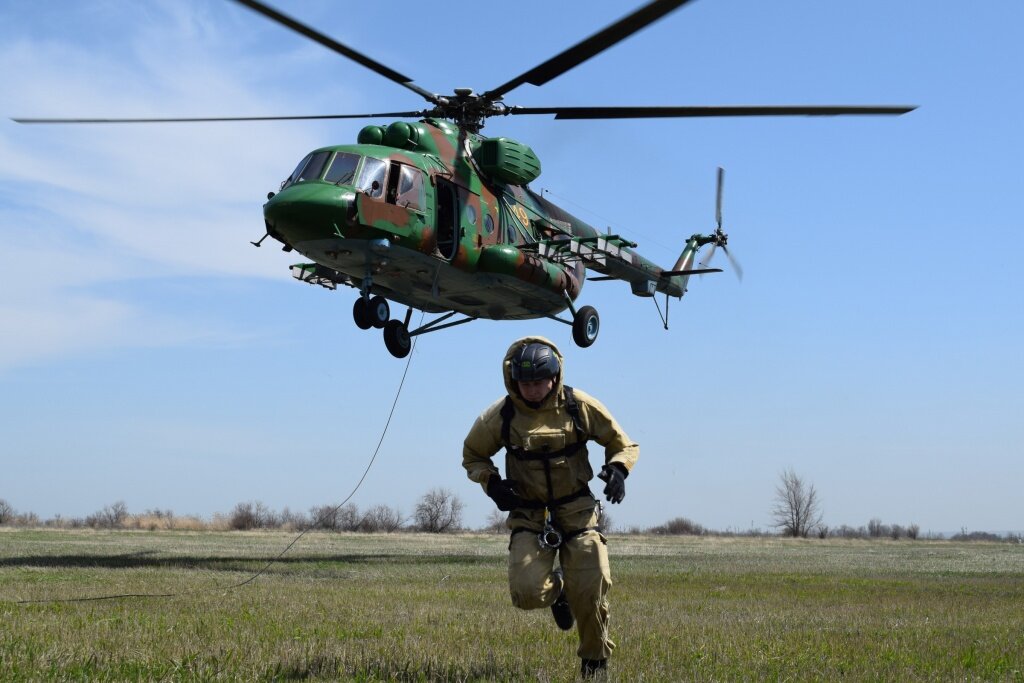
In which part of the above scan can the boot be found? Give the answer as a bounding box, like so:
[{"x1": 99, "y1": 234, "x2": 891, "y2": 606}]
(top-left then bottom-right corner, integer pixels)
[
  {"x1": 550, "y1": 568, "x2": 574, "y2": 631},
  {"x1": 580, "y1": 658, "x2": 607, "y2": 679}
]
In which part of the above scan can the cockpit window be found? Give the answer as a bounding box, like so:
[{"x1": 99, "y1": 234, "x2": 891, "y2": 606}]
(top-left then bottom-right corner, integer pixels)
[
  {"x1": 284, "y1": 151, "x2": 331, "y2": 188},
  {"x1": 295, "y1": 151, "x2": 330, "y2": 184},
  {"x1": 396, "y1": 165, "x2": 425, "y2": 211},
  {"x1": 357, "y1": 158, "x2": 386, "y2": 198},
  {"x1": 285, "y1": 153, "x2": 311, "y2": 188},
  {"x1": 324, "y1": 152, "x2": 361, "y2": 185}
]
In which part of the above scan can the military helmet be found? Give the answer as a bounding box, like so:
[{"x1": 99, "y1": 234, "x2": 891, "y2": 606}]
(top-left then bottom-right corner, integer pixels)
[{"x1": 510, "y1": 342, "x2": 560, "y2": 382}]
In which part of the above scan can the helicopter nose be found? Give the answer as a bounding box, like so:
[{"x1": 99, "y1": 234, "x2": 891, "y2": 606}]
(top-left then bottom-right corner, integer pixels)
[{"x1": 263, "y1": 183, "x2": 355, "y2": 241}]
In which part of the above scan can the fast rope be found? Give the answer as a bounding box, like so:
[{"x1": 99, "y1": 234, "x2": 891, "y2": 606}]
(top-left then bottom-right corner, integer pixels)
[{"x1": 11, "y1": 323, "x2": 420, "y2": 605}]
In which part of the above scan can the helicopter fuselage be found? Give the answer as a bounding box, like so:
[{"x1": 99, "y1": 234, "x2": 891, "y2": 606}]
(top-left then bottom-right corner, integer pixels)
[{"x1": 262, "y1": 118, "x2": 689, "y2": 322}]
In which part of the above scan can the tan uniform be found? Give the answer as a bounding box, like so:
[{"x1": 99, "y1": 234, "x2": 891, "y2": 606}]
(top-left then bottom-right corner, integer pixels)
[{"x1": 463, "y1": 336, "x2": 639, "y2": 661}]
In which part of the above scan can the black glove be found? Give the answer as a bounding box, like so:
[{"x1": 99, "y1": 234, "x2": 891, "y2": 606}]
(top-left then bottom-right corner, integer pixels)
[
  {"x1": 598, "y1": 464, "x2": 627, "y2": 504},
  {"x1": 486, "y1": 475, "x2": 524, "y2": 512}
]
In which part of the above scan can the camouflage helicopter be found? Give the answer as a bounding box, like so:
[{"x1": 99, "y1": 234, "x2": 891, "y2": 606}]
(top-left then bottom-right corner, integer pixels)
[{"x1": 16, "y1": 0, "x2": 915, "y2": 358}]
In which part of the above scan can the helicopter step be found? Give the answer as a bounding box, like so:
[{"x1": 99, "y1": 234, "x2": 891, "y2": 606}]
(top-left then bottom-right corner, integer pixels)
[
  {"x1": 537, "y1": 234, "x2": 668, "y2": 296},
  {"x1": 537, "y1": 233, "x2": 636, "y2": 268},
  {"x1": 291, "y1": 262, "x2": 339, "y2": 289}
]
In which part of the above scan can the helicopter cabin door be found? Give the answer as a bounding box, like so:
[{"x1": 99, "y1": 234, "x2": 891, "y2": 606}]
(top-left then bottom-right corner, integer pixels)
[{"x1": 434, "y1": 178, "x2": 460, "y2": 260}]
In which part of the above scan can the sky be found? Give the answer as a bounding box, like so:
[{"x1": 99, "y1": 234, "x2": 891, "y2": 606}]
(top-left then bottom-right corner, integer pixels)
[{"x1": 1, "y1": 0, "x2": 1021, "y2": 535}]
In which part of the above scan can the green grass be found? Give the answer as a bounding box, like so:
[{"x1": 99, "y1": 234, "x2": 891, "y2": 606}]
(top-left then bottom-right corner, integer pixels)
[{"x1": 1, "y1": 530, "x2": 1023, "y2": 681}]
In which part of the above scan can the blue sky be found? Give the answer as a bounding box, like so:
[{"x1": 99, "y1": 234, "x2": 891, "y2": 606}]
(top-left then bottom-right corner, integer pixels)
[{"x1": 2, "y1": 0, "x2": 1021, "y2": 534}]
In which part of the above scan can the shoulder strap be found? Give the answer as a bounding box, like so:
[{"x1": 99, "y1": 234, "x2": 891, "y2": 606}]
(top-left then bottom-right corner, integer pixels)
[
  {"x1": 563, "y1": 385, "x2": 586, "y2": 439},
  {"x1": 500, "y1": 395, "x2": 516, "y2": 448}
]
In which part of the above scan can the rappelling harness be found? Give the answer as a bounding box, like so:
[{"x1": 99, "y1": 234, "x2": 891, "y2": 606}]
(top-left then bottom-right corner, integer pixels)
[{"x1": 501, "y1": 385, "x2": 602, "y2": 549}]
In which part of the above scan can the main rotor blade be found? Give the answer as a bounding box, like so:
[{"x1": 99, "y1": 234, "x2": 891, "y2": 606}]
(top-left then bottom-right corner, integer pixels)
[
  {"x1": 232, "y1": 0, "x2": 438, "y2": 104},
  {"x1": 12, "y1": 111, "x2": 426, "y2": 124},
  {"x1": 483, "y1": 0, "x2": 694, "y2": 101},
  {"x1": 509, "y1": 105, "x2": 917, "y2": 119}
]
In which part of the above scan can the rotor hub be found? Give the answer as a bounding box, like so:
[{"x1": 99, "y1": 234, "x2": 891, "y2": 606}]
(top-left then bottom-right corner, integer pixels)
[{"x1": 422, "y1": 90, "x2": 512, "y2": 132}]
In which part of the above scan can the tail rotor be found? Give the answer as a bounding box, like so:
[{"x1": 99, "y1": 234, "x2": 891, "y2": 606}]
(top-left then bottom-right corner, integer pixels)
[{"x1": 699, "y1": 167, "x2": 743, "y2": 281}]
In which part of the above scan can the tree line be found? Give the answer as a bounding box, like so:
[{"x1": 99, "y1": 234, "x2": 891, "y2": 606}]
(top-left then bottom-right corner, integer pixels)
[
  {"x1": 2, "y1": 480, "x2": 1020, "y2": 542},
  {"x1": 0, "y1": 488, "x2": 467, "y2": 534}
]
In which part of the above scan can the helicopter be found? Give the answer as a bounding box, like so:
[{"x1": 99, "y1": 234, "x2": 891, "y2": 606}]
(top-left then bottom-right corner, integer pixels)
[{"x1": 14, "y1": 0, "x2": 915, "y2": 358}]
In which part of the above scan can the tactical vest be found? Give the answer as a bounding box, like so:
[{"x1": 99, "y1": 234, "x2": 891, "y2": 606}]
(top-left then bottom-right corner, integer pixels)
[{"x1": 500, "y1": 385, "x2": 593, "y2": 509}]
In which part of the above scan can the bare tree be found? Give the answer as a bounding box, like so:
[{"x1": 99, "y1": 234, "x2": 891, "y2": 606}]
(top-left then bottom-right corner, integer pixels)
[
  {"x1": 649, "y1": 517, "x2": 704, "y2": 536},
  {"x1": 0, "y1": 499, "x2": 14, "y2": 525},
  {"x1": 228, "y1": 501, "x2": 276, "y2": 530},
  {"x1": 771, "y1": 469, "x2": 823, "y2": 538},
  {"x1": 868, "y1": 518, "x2": 886, "y2": 538},
  {"x1": 308, "y1": 504, "x2": 335, "y2": 530},
  {"x1": 482, "y1": 508, "x2": 507, "y2": 533},
  {"x1": 336, "y1": 503, "x2": 362, "y2": 531},
  {"x1": 86, "y1": 501, "x2": 129, "y2": 529},
  {"x1": 309, "y1": 503, "x2": 362, "y2": 531},
  {"x1": 278, "y1": 507, "x2": 308, "y2": 530},
  {"x1": 413, "y1": 488, "x2": 465, "y2": 533},
  {"x1": 360, "y1": 504, "x2": 404, "y2": 533}
]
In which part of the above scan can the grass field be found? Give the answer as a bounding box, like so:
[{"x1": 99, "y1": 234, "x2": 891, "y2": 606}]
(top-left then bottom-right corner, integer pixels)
[{"x1": 1, "y1": 529, "x2": 1022, "y2": 681}]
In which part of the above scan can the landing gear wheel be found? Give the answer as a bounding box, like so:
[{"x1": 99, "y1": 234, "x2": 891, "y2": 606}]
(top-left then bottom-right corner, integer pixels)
[
  {"x1": 368, "y1": 296, "x2": 390, "y2": 329},
  {"x1": 352, "y1": 297, "x2": 372, "y2": 330},
  {"x1": 572, "y1": 305, "x2": 600, "y2": 348},
  {"x1": 383, "y1": 320, "x2": 412, "y2": 358}
]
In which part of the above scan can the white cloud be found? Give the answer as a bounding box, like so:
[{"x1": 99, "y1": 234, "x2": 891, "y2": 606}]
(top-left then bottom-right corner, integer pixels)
[
  {"x1": 0, "y1": 292, "x2": 248, "y2": 371},
  {"x1": 0, "y1": 2, "x2": 362, "y2": 370}
]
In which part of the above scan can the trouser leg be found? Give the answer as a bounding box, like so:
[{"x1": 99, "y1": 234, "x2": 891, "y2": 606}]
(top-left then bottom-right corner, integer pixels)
[
  {"x1": 560, "y1": 528, "x2": 614, "y2": 660},
  {"x1": 508, "y1": 530, "x2": 560, "y2": 609}
]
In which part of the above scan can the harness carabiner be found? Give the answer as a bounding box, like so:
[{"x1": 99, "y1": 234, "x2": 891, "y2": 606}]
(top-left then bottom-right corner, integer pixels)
[{"x1": 538, "y1": 509, "x2": 563, "y2": 550}]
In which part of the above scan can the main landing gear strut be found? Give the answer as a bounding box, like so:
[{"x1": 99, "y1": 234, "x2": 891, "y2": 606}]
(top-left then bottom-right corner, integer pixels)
[
  {"x1": 351, "y1": 295, "x2": 477, "y2": 359},
  {"x1": 349, "y1": 288, "x2": 599, "y2": 357},
  {"x1": 352, "y1": 269, "x2": 390, "y2": 331},
  {"x1": 545, "y1": 292, "x2": 601, "y2": 349}
]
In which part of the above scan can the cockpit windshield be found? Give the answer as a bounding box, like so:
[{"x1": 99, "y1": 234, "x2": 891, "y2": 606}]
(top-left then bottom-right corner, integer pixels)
[
  {"x1": 283, "y1": 150, "x2": 331, "y2": 188},
  {"x1": 285, "y1": 154, "x2": 310, "y2": 187},
  {"x1": 324, "y1": 152, "x2": 360, "y2": 185},
  {"x1": 281, "y1": 152, "x2": 389, "y2": 198}
]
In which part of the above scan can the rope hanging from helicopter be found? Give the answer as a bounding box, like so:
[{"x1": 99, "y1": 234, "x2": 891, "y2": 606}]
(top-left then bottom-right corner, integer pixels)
[{"x1": 8, "y1": 319, "x2": 423, "y2": 606}]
